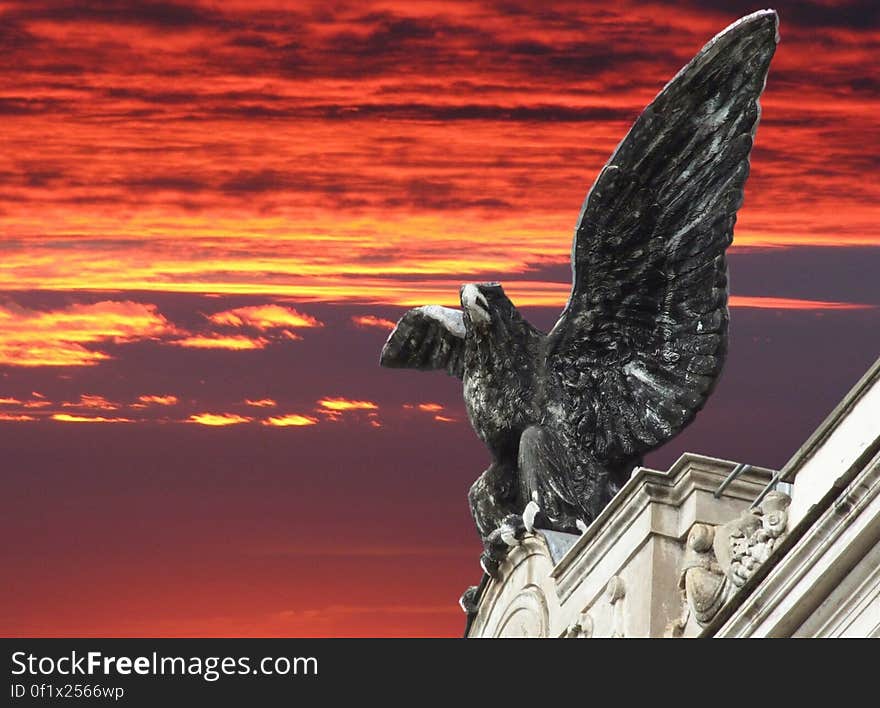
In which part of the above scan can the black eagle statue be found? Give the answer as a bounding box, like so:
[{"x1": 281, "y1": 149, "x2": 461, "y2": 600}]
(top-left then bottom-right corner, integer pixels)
[{"x1": 380, "y1": 11, "x2": 778, "y2": 574}]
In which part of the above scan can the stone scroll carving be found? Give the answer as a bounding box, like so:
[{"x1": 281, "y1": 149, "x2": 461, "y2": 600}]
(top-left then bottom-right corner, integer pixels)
[{"x1": 677, "y1": 490, "x2": 791, "y2": 628}]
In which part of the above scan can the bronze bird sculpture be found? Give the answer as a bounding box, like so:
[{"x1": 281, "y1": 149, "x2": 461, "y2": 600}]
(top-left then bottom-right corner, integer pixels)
[{"x1": 380, "y1": 11, "x2": 778, "y2": 574}]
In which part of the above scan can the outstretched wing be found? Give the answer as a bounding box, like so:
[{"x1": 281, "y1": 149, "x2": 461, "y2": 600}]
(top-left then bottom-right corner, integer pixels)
[
  {"x1": 380, "y1": 305, "x2": 466, "y2": 378},
  {"x1": 546, "y1": 11, "x2": 778, "y2": 461}
]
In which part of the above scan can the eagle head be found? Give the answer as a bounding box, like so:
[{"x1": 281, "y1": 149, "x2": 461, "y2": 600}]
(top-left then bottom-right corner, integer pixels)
[{"x1": 460, "y1": 282, "x2": 510, "y2": 331}]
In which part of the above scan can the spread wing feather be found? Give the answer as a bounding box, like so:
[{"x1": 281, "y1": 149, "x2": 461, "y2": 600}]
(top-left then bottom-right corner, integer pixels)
[
  {"x1": 546, "y1": 11, "x2": 778, "y2": 462},
  {"x1": 380, "y1": 305, "x2": 466, "y2": 378}
]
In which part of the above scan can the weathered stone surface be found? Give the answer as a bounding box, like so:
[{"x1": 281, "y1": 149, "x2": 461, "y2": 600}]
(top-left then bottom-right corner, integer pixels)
[
  {"x1": 714, "y1": 355, "x2": 880, "y2": 638},
  {"x1": 676, "y1": 491, "x2": 791, "y2": 630},
  {"x1": 379, "y1": 12, "x2": 780, "y2": 564},
  {"x1": 467, "y1": 454, "x2": 775, "y2": 638}
]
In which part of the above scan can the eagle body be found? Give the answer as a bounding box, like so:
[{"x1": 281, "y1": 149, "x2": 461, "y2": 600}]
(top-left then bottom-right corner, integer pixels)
[
  {"x1": 456, "y1": 285, "x2": 643, "y2": 537},
  {"x1": 380, "y1": 11, "x2": 779, "y2": 549},
  {"x1": 461, "y1": 286, "x2": 543, "y2": 461}
]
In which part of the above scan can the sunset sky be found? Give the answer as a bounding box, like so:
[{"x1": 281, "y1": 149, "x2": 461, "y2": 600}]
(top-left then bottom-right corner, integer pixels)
[{"x1": 2, "y1": 0, "x2": 879, "y2": 637}]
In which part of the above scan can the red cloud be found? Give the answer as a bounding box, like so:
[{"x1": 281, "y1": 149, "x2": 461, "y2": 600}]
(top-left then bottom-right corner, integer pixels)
[{"x1": 0, "y1": 3, "x2": 875, "y2": 315}]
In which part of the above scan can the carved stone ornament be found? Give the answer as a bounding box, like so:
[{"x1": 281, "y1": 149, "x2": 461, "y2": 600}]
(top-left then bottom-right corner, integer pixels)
[
  {"x1": 495, "y1": 585, "x2": 550, "y2": 638},
  {"x1": 563, "y1": 611, "x2": 594, "y2": 639},
  {"x1": 606, "y1": 576, "x2": 627, "y2": 638},
  {"x1": 678, "y1": 491, "x2": 791, "y2": 628},
  {"x1": 378, "y1": 11, "x2": 780, "y2": 577}
]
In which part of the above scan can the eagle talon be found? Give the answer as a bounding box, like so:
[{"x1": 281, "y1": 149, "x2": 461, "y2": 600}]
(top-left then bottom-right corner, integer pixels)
[
  {"x1": 523, "y1": 501, "x2": 541, "y2": 533},
  {"x1": 498, "y1": 513, "x2": 527, "y2": 547},
  {"x1": 480, "y1": 551, "x2": 500, "y2": 578},
  {"x1": 479, "y1": 511, "x2": 533, "y2": 578}
]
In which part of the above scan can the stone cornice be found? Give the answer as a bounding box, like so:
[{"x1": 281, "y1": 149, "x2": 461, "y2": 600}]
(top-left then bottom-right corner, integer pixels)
[{"x1": 552, "y1": 454, "x2": 773, "y2": 605}]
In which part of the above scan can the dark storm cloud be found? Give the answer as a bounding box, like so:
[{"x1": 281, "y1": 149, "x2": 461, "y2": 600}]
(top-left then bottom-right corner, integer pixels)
[
  {"x1": 5, "y1": 0, "x2": 229, "y2": 29},
  {"x1": 126, "y1": 176, "x2": 208, "y2": 193},
  {"x1": 0, "y1": 98, "x2": 67, "y2": 115},
  {"x1": 0, "y1": 18, "x2": 39, "y2": 49},
  {"x1": 0, "y1": 165, "x2": 66, "y2": 187},
  {"x1": 219, "y1": 170, "x2": 348, "y2": 196},
  {"x1": 311, "y1": 103, "x2": 635, "y2": 122},
  {"x1": 673, "y1": 0, "x2": 880, "y2": 30},
  {"x1": 110, "y1": 99, "x2": 635, "y2": 123}
]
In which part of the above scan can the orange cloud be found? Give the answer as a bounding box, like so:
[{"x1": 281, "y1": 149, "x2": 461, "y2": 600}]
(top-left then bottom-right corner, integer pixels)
[
  {"x1": 352, "y1": 315, "x2": 397, "y2": 331},
  {"x1": 0, "y1": 397, "x2": 23, "y2": 405},
  {"x1": 51, "y1": 414, "x2": 134, "y2": 424},
  {"x1": 171, "y1": 335, "x2": 268, "y2": 350},
  {"x1": 728, "y1": 296, "x2": 874, "y2": 310},
  {"x1": 318, "y1": 398, "x2": 379, "y2": 412},
  {"x1": 208, "y1": 305, "x2": 323, "y2": 330},
  {"x1": 0, "y1": 301, "x2": 176, "y2": 367},
  {"x1": 262, "y1": 414, "x2": 319, "y2": 427},
  {"x1": 188, "y1": 413, "x2": 252, "y2": 426},
  {"x1": 0, "y1": 413, "x2": 36, "y2": 422},
  {"x1": 62, "y1": 394, "x2": 119, "y2": 411},
  {"x1": 405, "y1": 402, "x2": 456, "y2": 424},
  {"x1": 245, "y1": 398, "x2": 277, "y2": 408},
  {"x1": 23, "y1": 399, "x2": 52, "y2": 409},
  {"x1": 137, "y1": 395, "x2": 179, "y2": 406}
]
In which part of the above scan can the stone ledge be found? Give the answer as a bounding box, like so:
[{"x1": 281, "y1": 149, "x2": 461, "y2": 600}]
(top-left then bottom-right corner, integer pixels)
[{"x1": 467, "y1": 453, "x2": 773, "y2": 638}]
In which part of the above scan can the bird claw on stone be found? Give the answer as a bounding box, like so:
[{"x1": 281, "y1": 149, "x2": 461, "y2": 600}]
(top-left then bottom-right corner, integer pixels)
[
  {"x1": 497, "y1": 513, "x2": 529, "y2": 547},
  {"x1": 480, "y1": 512, "x2": 533, "y2": 578},
  {"x1": 480, "y1": 550, "x2": 500, "y2": 578},
  {"x1": 523, "y1": 500, "x2": 541, "y2": 533}
]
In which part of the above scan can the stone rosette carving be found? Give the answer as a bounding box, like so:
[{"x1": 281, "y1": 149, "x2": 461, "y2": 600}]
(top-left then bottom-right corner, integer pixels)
[{"x1": 678, "y1": 491, "x2": 791, "y2": 628}]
